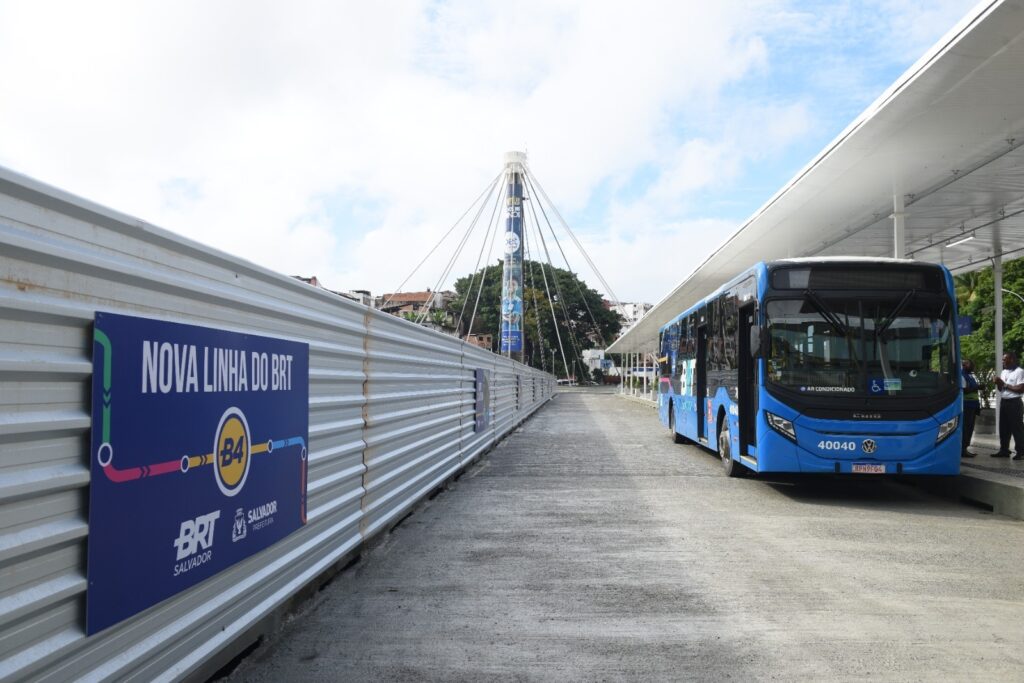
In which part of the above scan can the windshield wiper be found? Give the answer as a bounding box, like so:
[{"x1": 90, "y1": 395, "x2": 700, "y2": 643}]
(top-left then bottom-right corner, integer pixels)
[
  {"x1": 803, "y1": 289, "x2": 850, "y2": 338},
  {"x1": 876, "y1": 289, "x2": 916, "y2": 337}
]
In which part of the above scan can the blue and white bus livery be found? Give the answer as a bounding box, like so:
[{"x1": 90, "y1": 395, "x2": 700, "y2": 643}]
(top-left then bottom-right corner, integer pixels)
[{"x1": 657, "y1": 258, "x2": 960, "y2": 477}]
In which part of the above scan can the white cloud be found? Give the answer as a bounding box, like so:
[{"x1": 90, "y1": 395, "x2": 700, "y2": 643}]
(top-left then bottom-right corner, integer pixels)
[{"x1": 0, "y1": 0, "x2": 979, "y2": 306}]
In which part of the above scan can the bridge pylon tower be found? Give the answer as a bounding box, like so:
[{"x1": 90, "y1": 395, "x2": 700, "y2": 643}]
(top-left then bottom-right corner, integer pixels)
[{"x1": 500, "y1": 151, "x2": 527, "y2": 362}]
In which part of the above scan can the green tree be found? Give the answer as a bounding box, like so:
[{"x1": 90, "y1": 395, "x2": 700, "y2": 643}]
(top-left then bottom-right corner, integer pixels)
[
  {"x1": 448, "y1": 260, "x2": 622, "y2": 375},
  {"x1": 955, "y1": 257, "x2": 1024, "y2": 404}
]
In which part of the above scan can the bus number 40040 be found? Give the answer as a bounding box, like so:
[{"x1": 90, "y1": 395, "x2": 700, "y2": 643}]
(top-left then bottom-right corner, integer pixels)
[{"x1": 818, "y1": 440, "x2": 857, "y2": 451}]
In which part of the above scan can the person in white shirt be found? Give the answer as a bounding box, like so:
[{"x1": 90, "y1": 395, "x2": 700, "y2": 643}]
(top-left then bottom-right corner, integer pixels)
[{"x1": 993, "y1": 351, "x2": 1024, "y2": 458}]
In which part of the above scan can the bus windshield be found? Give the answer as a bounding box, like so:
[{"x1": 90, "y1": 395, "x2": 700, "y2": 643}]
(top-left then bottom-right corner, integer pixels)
[{"x1": 765, "y1": 292, "x2": 955, "y2": 398}]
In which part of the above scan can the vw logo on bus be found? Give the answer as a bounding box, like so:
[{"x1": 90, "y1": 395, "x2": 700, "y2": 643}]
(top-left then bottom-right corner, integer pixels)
[{"x1": 862, "y1": 439, "x2": 877, "y2": 454}]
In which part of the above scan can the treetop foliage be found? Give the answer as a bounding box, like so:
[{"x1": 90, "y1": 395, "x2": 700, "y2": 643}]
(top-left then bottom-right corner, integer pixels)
[{"x1": 447, "y1": 259, "x2": 622, "y2": 376}]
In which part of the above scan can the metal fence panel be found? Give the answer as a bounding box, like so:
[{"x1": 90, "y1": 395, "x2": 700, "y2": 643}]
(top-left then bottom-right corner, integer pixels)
[
  {"x1": 0, "y1": 167, "x2": 551, "y2": 682},
  {"x1": 360, "y1": 309, "x2": 467, "y2": 538}
]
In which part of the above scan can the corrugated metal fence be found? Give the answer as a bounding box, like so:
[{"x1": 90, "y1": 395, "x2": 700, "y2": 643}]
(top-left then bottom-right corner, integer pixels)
[{"x1": 0, "y1": 167, "x2": 553, "y2": 682}]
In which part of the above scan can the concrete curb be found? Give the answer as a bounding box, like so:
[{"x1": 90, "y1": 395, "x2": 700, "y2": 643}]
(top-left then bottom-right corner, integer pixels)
[
  {"x1": 614, "y1": 393, "x2": 1024, "y2": 521},
  {"x1": 618, "y1": 393, "x2": 657, "y2": 409},
  {"x1": 909, "y1": 468, "x2": 1024, "y2": 520}
]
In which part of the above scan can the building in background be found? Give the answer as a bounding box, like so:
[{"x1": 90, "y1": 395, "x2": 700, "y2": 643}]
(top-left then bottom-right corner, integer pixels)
[
  {"x1": 606, "y1": 301, "x2": 653, "y2": 330},
  {"x1": 582, "y1": 348, "x2": 619, "y2": 380},
  {"x1": 344, "y1": 289, "x2": 373, "y2": 307},
  {"x1": 465, "y1": 333, "x2": 493, "y2": 350},
  {"x1": 293, "y1": 278, "x2": 459, "y2": 331},
  {"x1": 376, "y1": 290, "x2": 454, "y2": 318},
  {"x1": 293, "y1": 277, "x2": 377, "y2": 309}
]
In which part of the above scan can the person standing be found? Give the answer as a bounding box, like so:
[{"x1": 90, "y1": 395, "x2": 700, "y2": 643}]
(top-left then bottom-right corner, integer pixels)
[
  {"x1": 962, "y1": 359, "x2": 980, "y2": 458},
  {"x1": 993, "y1": 351, "x2": 1024, "y2": 458}
]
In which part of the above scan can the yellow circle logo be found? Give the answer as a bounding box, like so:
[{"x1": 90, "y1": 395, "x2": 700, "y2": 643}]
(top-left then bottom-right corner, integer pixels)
[{"x1": 214, "y1": 408, "x2": 251, "y2": 497}]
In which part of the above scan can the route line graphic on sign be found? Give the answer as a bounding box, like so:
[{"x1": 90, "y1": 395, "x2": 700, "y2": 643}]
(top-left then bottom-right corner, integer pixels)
[
  {"x1": 92, "y1": 326, "x2": 308, "y2": 495},
  {"x1": 96, "y1": 435, "x2": 308, "y2": 483}
]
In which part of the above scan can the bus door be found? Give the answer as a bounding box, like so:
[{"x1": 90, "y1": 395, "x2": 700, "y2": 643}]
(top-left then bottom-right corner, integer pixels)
[
  {"x1": 738, "y1": 303, "x2": 757, "y2": 457},
  {"x1": 697, "y1": 326, "x2": 708, "y2": 442}
]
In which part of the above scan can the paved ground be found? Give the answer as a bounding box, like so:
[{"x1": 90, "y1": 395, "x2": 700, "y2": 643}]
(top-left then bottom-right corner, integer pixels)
[
  {"x1": 964, "y1": 425, "x2": 1024, "y2": 479},
  {"x1": 228, "y1": 389, "x2": 1024, "y2": 682}
]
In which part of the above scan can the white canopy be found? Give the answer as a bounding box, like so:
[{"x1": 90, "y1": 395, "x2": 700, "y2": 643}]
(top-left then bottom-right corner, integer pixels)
[{"x1": 609, "y1": 0, "x2": 1024, "y2": 354}]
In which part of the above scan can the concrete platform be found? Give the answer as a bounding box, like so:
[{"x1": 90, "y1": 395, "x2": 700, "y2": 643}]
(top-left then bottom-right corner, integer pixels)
[
  {"x1": 616, "y1": 391, "x2": 1024, "y2": 521},
  {"x1": 922, "y1": 429, "x2": 1024, "y2": 520},
  {"x1": 227, "y1": 389, "x2": 1024, "y2": 681}
]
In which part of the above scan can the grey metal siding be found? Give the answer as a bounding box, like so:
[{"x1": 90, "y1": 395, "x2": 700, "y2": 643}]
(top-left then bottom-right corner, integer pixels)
[{"x1": 0, "y1": 166, "x2": 553, "y2": 682}]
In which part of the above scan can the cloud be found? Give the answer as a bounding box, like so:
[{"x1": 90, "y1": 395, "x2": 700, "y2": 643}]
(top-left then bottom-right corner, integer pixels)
[{"x1": 0, "y1": 0, "x2": 980, "y2": 306}]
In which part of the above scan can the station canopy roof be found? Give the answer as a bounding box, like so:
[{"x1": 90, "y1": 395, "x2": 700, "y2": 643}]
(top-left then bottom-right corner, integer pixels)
[{"x1": 608, "y1": 0, "x2": 1024, "y2": 354}]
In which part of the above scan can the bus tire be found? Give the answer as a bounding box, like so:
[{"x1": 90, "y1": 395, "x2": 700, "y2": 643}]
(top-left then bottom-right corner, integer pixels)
[
  {"x1": 669, "y1": 404, "x2": 686, "y2": 444},
  {"x1": 718, "y1": 422, "x2": 743, "y2": 477}
]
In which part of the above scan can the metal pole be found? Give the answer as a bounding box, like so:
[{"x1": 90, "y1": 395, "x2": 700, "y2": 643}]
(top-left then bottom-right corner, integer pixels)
[
  {"x1": 993, "y1": 216, "x2": 1004, "y2": 431},
  {"x1": 892, "y1": 192, "x2": 906, "y2": 259},
  {"x1": 995, "y1": 256, "x2": 1004, "y2": 430}
]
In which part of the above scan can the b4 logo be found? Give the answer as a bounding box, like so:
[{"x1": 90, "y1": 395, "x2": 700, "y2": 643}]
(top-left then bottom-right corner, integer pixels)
[
  {"x1": 214, "y1": 407, "x2": 252, "y2": 497},
  {"x1": 173, "y1": 510, "x2": 220, "y2": 561}
]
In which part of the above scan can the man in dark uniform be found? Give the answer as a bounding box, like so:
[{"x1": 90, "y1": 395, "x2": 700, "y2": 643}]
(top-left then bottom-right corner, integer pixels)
[{"x1": 993, "y1": 351, "x2": 1024, "y2": 458}]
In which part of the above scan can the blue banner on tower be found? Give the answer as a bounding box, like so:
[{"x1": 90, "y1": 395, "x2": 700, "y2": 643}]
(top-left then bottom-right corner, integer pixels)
[
  {"x1": 500, "y1": 174, "x2": 525, "y2": 353},
  {"x1": 86, "y1": 312, "x2": 309, "y2": 635}
]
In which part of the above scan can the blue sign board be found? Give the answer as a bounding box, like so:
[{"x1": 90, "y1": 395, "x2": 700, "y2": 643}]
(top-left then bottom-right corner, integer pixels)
[
  {"x1": 501, "y1": 329, "x2": 523, "y2": 352},
  {"x1": 474, "y1": 368, "x2": 490, "y2": 432},
  {"x1": 86, "y1": 312, "x2": 309, "y2": 635},
  {"x1": 957, "y1": 315, "x2": 974, "y2": 336}
]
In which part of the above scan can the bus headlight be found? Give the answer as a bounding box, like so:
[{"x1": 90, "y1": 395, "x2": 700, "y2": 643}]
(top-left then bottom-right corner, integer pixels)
[
  {"x1": 936, "y1": 415, "x2": 959, "y2": 443},
  {"x1": 766, "y1": 411, "x2": 796, "y2": 442}
]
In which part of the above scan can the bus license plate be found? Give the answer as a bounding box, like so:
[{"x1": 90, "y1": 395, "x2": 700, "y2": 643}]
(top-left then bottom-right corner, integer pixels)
[{"x1": 852, "y1": 463, "x2": 885, "y2": 474}]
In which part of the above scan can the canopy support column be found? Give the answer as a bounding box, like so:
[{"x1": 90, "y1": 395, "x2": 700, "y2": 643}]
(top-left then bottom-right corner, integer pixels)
[
  {"x1": 892, "y1": 192, "x2": 907, "y2": 259},
  {"x1": 995, "y1": 255, "x2": 1004, "y2": 430}
]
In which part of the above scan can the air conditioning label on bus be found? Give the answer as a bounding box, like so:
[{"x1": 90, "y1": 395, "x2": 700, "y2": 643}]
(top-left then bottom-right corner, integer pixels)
[{"x1": 799, "y1": 385, "x2": 855, "y2": 393}]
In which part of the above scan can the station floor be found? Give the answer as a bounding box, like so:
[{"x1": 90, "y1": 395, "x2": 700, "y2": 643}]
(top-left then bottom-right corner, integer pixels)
[{"x1": 227, "y1": 389, "x2": 1024, "y2": 682}]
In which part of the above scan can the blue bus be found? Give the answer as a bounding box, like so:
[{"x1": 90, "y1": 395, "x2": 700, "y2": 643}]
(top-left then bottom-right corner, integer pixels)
[{"x1": 657, "y1": 258, "x2": 960, "y2": 477}]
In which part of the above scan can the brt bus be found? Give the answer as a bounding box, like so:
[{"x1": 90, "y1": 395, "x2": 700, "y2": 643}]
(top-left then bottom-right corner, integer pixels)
[{"x1": 658, "y1": 258, "x2": 960, "y2": 477}]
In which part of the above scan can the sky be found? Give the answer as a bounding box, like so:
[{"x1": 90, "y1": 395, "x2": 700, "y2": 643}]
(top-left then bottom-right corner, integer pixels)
[{"x1": 0, "y1": 0, "x2": 983, "y2": 304}]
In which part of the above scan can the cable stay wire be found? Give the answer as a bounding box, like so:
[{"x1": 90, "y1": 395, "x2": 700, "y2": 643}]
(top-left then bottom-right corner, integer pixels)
[
  {"x1": 416, "y1": 186, "x2": 494, "y2": 325},
  {"x1": 524, "y1": 173, "x2": 608, "y2": 349},
  {"x1": 528, "y1": 198, "x2": 588, "y2": 381},
  {"x1": 524, "y1": 196, "x2": 569, "y2": 377},
  {"x1": 527, "y1": 167, "x2": 628, "y2": 377},
  {"x1": 526, "y1": 189, "x2": 587, "y2": 379},
  {"x1": 522, "y1": 216, "x2": 546, "y2": 372},
  {"x1": 416, "y1": 173, "x2": 502, "y2": 325},
  {"x1": 467, "y1": 172, "x2": 508, "y2": 341},
  {"x1": 456, "y1": 178, "x2": 506, "y2": 335},
  {"x1": 383, "y1": 170, "x2": 502, "y2": 312},
  {"x1": 379, "y1": 162, "x2": 623, "y2": 381},
  {"x1": 525, "y1": 168, "x2": 623, "y2": 309}
]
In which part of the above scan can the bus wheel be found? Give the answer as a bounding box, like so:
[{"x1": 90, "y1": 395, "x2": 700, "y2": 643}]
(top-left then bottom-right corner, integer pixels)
[
  {"x1": 718, "y1": 422, "x2": 743, "y2": 477},
  {"x1": 669, "y1": 405, "x2": 685, "y2": 444}
]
